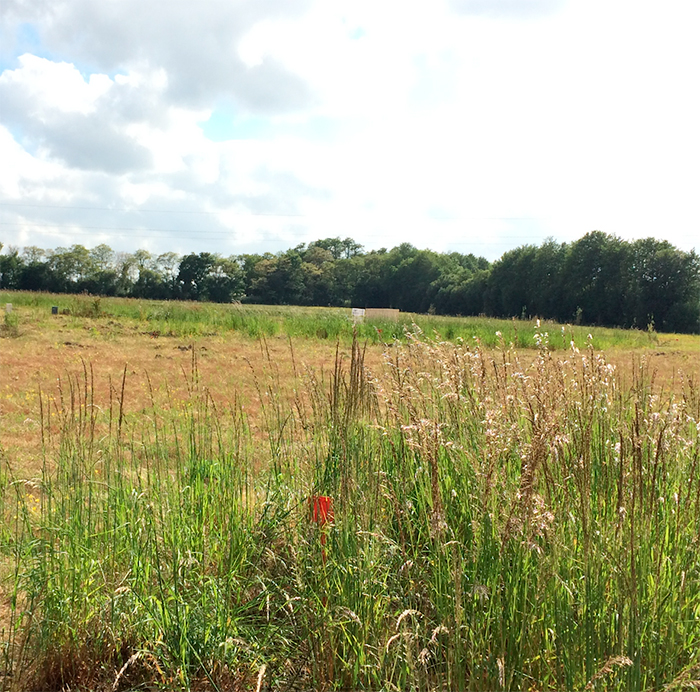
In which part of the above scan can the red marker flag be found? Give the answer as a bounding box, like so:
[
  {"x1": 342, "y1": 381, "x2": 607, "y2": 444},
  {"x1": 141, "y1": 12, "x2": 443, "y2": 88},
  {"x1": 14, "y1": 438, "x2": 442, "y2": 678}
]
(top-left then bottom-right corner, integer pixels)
[
  {"x1": 309, "y1": 495, "x2": 333, "y2": 563},
  {"x1": 310, "y1": 495, "x2": 334, "y2": 527}
]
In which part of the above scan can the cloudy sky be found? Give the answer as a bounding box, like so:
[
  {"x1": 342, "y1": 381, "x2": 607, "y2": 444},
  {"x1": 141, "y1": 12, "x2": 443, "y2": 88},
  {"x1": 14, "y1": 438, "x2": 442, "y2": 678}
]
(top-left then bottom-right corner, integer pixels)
[{"x1": 0, "y1": 0, "x2": 698, "y2": 261}]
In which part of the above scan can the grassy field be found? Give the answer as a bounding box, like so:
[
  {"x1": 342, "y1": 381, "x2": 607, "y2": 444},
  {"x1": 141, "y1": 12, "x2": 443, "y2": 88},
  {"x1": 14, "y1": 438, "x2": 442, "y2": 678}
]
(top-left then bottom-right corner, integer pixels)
[
  {"x1": 2, "y1": 289, "x2": 691, "y2": 349},
  {"x1": 0, "y1": 292, "x2": 699, "y2": 691}
]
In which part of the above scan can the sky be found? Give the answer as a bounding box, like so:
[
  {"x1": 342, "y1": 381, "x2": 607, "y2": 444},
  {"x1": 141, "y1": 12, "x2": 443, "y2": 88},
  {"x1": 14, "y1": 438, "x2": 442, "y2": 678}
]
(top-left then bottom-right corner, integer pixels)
[{"x1": 0, "y1": 0, "x2": 698, "y2": 262}]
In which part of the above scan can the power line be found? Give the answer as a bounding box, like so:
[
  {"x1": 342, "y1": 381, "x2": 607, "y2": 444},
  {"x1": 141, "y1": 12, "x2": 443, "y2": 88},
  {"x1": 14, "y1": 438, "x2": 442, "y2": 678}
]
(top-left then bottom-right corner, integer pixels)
[
  {"x1": 1, "y1": 211, "x2": 696, "y2": 250},
  {"x1": 0, "y1": 201, "x2": 559, "y2": 221},
  {"x1": 0, "y1": 222, "x2": 234, "y2": 234},
  {"x1": 0, "y1": 202, "x2": 306, "y2": 217},
  {"x1": 0, "y1": 224, "x2": 591, "y2": 244},
  {"x1": 0, "y1": 231, "x2": 517, "y2": 246},
  {"x1": 1, "y1": 203, "x2": 697, "y2": 240},
  {"x1": 0, "y1": 225, "x2": 571, "y2": 244}
]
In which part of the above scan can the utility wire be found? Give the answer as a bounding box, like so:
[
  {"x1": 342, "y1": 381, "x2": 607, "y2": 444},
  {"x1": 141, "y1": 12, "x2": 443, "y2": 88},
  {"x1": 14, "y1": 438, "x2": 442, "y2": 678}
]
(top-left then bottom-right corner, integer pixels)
[
  {"x1": 0, "y1": 202, "x2": 306, "y2": 217},
  {"x1": 0, "y1": 200, "x2": 557, "y2": 221},
  {"x1": 0, "y1": 225, "x2": 582, "y2": 245}
]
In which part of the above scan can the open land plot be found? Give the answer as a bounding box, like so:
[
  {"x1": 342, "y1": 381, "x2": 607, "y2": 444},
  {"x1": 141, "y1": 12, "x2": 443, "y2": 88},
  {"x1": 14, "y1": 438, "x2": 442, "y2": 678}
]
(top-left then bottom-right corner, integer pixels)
[
  {"x1": 0, "y1": 296, "x2": 696, "y2": 480},
  {"x1": 1, "y1": 304, "x2": 696, "y2": 476},
  {"x1": 0, "y1": 294, "x2": 699, "y2": 691}
]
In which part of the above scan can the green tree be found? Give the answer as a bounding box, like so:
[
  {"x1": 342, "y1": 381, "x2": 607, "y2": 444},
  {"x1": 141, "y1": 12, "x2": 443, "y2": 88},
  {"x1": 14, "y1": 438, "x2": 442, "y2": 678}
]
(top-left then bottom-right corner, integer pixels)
[
  {"x1": 391, "y1": 249, "x2": 445, "y2": 313},
  {"x1": 249, "y1": 249, "x2": 308, "y2": 305},
  {"x1": 308, "y1": 237, "x2": 363, "y2": 260},
  {"x1": 431, "y1": 255, "x2": 490, "y2": 316},
  {"x1": 0, "y1": 246, "x2": 23, "y2": 289},
  {"x1": 485, "y1": 245, "x2": 539, "y2": 318},
  {"x1": 205, "y1": 256, "x2": 244, "y2": 303},
  {"x1": 128, "y1": 250, "x2": 164, "y2": 299},
  {"x1": 178, "y1": 252, "x2": 216, "y2": 301},
  {"x1": 528, "y1": 239, "x2": 567, "y2": 320},
  {"x1": 83, "y1": 244, "x2": 118, "y2": 295},
  {"x1": 562, "y1": 231, "x2": 628, "y2": 326},
  {"x1": 627, "y1": 239, "x2": 700, "y2": 332},
  {"x1": 155, "y1": 252, "x2": 181, "y2": 298},
  {"x1": 352, "y1": 249, "x2": 392, "y2": 307},
  {"x1": 47, "y1": 245, "x2": 94, "y2": 292},
  {"x1": 18, "y1": 247, "x2": 51, "y2": 291}
]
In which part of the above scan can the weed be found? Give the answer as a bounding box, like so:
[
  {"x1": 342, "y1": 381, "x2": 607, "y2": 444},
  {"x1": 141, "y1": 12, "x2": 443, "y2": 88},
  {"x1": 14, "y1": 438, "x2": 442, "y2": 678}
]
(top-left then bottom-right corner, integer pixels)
[
  {"x1": 0, "y1": 311, "x2": 19, "y2": 337},
  {"x1": 2, "y1": 289, "x2": 691, "y2": 350},
  {"x1": 1, "y1": 325, "x2": 699, "y2": 690}
]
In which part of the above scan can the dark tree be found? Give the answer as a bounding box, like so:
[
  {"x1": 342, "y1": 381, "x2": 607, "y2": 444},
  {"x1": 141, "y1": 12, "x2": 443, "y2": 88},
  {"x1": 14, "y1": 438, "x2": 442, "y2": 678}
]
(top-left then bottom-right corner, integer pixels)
[
  {"x1": 178, "y1": 252, "x2": 216, "y2": 301},
  {"x1": 627, "y1": 239, "x2": 700, "y2": 332},
  {"x1": 562, "y1": 232, "x2": 628, "y2": 326},
  {"x1": 0, "y1": 247, "x2": 23, "y2": 289}
]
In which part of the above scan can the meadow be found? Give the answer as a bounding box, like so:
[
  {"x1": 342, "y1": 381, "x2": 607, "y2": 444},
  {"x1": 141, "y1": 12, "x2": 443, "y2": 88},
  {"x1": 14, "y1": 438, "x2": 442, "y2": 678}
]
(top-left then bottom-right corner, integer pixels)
[
  {"x1": 0, "y1": 291, "x2": 699, "y2": 691},
  {"x1": 0, "y1": 290, "x2": 677, "y2": 349}
]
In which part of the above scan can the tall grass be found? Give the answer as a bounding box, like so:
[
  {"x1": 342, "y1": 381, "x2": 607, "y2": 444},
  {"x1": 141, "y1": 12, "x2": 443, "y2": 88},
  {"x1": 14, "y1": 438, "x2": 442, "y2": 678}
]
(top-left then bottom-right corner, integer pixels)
[
  {"x1": 2, "y1": 329, "x2": 700, "y2": 690},
  {"x1": 0, "y1": 289, "x2": 668, "y2": 349}
]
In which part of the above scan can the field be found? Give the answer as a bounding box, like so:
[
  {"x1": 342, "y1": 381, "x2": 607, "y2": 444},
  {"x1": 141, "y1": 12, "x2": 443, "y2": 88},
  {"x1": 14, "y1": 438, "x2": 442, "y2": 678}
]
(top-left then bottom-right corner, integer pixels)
[{"x1": 0, "y1": 291, "x2": 699, "y2": 691}]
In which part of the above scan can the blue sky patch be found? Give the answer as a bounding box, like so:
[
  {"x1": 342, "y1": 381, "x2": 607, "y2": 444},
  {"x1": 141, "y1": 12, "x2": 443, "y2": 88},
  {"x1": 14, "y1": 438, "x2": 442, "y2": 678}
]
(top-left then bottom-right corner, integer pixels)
[
  {"x1": 200, "y1": 108, "x2": 341, "y2": 143},
  {"x1": 200, "y1": 109, "x2": 269, "y2": 141},
  {"x1": 0, "y1": 23, "x2": 120, "y2": 82},
  {"x1": 0, "y1": 23, "x2": 41, "y2": 72},
  {"x1": 5, "y1": 123, "x2": 39, "y2": 157},
  {"x1": 16, "y1": 23, "x2": 42, "y2": 53}
]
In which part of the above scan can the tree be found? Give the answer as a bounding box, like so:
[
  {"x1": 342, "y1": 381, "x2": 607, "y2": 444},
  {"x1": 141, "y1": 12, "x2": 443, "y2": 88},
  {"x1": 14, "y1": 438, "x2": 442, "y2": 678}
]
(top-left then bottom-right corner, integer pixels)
[
  {"x1": 309, "y1": 237, "x2": 364, "y2": 260},
  {"x1": 352, "y1": 249, "x2": 392, "y2": 307},
  {"x1": 156, "y1": 252, "x2": 181, "y2": 298},
  {"x1": 176, "y1": 253, "x2": 243, "y2": 303},
  {"x1": 22, "y1": 246, "x2": 45, "y2": 264},
  {"x1": 89, "y1": 244, "x2": 115, "y2": 272},
  {"x1": 129, "y1": 250, "x2": 164, "y2": 299},
  {"x1": 47, "y1": 245, "x2": 94, "y2": 292},
  {"x1": 82, "y1": 244, "x2": 118, "y2": 295},
  {"x1": 485, "y1": 245, "x2": 539, "y2": 318},
  {"x1": 0, "y1": 246, "x2": 22, "y2": 289},
  {"x1": 528, "y1": 239, "x2": 566, "y2": 320},
  {"x1": 249, "y1": 250, "x2": 308, "y2": 305},
  {"x1": 205, "y1": 256, "x2": 244, "y2": 303},
  {"x1": 432, "y1": 266, "x2": 487, "y2": 315},
  {"x1": 178, "y1": 252, "x2": 216, "y2": 301},
  {"x1": 18, "y1": 247, "x2": 51, "y2": 291},
  {"x1": 627, "y1": 239, "x2": 700, "y2": 332},
  {"x1": 562, "y1": 232, "x2": 628, "y2": 326},
  {"x1": 391, "y1": 249, "x2": 444, "y2": 313}
]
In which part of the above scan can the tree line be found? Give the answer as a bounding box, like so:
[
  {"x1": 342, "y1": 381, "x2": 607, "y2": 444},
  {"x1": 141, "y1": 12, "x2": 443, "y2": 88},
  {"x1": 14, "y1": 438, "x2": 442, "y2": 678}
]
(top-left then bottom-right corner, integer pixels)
[{"x1": 1, "y1": 231, "x2": 698, "y2": 332}]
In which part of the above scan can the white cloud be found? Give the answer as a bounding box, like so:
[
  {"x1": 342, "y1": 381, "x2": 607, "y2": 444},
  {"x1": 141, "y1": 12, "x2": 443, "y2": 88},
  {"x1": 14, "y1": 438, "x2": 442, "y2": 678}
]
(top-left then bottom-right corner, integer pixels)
[
  {"x1": 0, "y1": 54, "x2": 112, "y2": 114},
  {"x1": 448, "y1": 0, "x2": 566, "y2": 19},
  {"x1": 0, "y1": 0, "x2": 698, "y2": 260},
  {"x1": 28, "y1": 0, "x2": 314, "y2": 112}
]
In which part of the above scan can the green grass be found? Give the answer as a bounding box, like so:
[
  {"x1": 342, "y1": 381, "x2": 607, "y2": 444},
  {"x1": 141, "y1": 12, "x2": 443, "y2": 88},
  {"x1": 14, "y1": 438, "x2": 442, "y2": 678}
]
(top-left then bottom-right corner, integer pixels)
[
  {"x1": 0, "y1": 290, "x2": 672, "y2": 350},
  {"x1": 0, "y1": 309, "x2": 19, "y2": 338},
  {"x1": 1, "y1": 329, "x2": 699, "y2": 690}
]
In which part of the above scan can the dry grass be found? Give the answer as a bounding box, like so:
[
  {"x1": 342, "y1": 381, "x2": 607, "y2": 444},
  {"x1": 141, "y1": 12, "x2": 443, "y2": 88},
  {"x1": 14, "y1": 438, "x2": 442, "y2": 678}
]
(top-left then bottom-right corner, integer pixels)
[
  {"x1": 1, "y1": 312, "x2": 697, "y2": 477},
  {"x1": 0, "y1": 305, "x2": 699, "y2": 691},
  {"x1": 0, "y1": 316, "x2": 387, "y2": 478}
]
